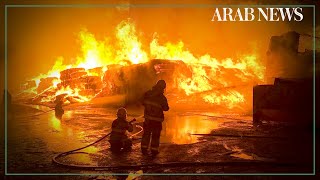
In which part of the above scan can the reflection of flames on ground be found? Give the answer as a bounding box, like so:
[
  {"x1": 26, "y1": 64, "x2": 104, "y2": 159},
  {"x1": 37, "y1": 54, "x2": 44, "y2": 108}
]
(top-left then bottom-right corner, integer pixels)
[{"x1": 18, "y1": 20, "x2": 265, "y2": 111}]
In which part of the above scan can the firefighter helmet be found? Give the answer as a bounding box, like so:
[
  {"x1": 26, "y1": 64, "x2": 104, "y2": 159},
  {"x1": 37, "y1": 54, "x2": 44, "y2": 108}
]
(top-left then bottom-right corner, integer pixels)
[
  {"x1": 155, "y1": 80, "x2": 166, "y2": 90},
  {"x1": 117, "y1": 107, "x2": 127, "y2": 119}
]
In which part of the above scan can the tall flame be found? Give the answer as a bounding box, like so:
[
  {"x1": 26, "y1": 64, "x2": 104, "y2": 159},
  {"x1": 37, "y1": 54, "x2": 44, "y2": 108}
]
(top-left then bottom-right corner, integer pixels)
[
  {"x1": 22, "y1": 19, "x2": 265, "y2": 110},
  {"x1": 150, "y1": 35, "x2": 264, "y2": 108},
  {"x1": 115, "y1": 21, "x2": 148, "y2": 64},
  {"x1": 76, "y1": 29, "x2": 113, "y2": 69}
]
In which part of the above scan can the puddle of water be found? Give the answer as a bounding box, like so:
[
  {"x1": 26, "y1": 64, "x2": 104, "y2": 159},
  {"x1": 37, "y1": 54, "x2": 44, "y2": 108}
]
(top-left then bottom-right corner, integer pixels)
[
  {"x1": 83, "y1": 146, "x2": 99, "y2": 154},
  {"x1": 49, "y1": 113, "x2": 62, "y2": 131},
  {"x1": 50, "y1": 109, "x2": 230, "y2": 145},
  {"x1": 161, "y1": 113, "x2": 225, "y2": 144},
  {"x1": 231, "y1": 152, "x2": 274, "y2": 161},
  {"x1": 63, "y1": 110, "x2": 74, "y2": 119},
  {"x1": 66, "y1": 153, "x2": 97, "y2": 165},
  {"x1": 224, "y1": 143, "x2": 274, "y2": 161},
  {"x1": 231, "y1": 153, "x2": 254, "y2": 160},
  {"x1": 28, "y1": 104, "x2": 52, "y2": 111},
  {"x1": 9, "y1": 105, "x2": 237, "y2": 169}
]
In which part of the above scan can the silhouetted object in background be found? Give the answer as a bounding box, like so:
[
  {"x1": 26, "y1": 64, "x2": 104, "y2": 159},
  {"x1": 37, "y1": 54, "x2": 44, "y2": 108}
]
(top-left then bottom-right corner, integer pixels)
[
  {"x1": 141, "y1": 80, "x2": 169, "y2": 156},
  {"x1": 54, "y1": 100, "x2": 64, "y2": 119},
  {"x1": 253, "y1": 78, "x2": 313, "y2": 127},
  {"x1": 109, "y1": 108, "x2": 134, "y2": 153}
]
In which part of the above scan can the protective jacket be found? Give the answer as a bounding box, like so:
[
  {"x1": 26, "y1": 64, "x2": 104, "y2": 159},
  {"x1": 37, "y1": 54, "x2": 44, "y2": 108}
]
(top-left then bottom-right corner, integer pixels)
[
  {"x1": 110, "y1": 118, "x2": 133, "y2": 142},
  {"x1": 142, "y1": 89, "x2": 169, "y2": 122}
]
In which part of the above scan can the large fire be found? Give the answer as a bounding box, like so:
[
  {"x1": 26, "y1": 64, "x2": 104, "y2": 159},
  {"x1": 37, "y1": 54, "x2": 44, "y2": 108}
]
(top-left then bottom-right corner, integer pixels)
[{"x1": 19, "y1": 20, "x2": 265, "y2": 111}]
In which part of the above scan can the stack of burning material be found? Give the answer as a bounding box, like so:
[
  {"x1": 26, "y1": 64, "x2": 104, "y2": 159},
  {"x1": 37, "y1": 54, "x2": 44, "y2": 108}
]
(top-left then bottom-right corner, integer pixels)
[
  {"x1": 30, "y1": 77, "x2": 57, "y2": 104},
  {"x1": 87, "y1": 67, "x2": 103, "y2": 77},
  {"x1": 60, "y1": 67, "x2": 103, "y2": 96},
  {"x1": 21, "y1": 80, "x2": 37, "y2": 91},
  {"x1": 150, "y1": 59, "x2": 189, "y2": 91},
  {"x1": 37, "y1": 77, "x2": 58, "y2": 94},
  {"x1": 97, "y1": 59, "x2": 189, "y2": 104},
  {"x1": 98, "y1": 64, "x2": 124, "y2": 97},
  {"x1": 20, "y1": 59, "x2": 189, "y2": 105},
  {"x1": 85, "y1": 76, "x2": 103, "y2": 90},
  {"x1": 60, "y1": 68, "x2": 87, "y2": 88}
]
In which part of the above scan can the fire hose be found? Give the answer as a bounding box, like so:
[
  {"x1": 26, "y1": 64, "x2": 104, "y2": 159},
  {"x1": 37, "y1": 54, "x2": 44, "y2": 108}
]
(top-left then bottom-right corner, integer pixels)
[
  {"x1": 52, "y1": 119, "x2": 142, "y2": 167},
  {"x1": 52, "y1": 119, "x2": 305, "y2": 171}
]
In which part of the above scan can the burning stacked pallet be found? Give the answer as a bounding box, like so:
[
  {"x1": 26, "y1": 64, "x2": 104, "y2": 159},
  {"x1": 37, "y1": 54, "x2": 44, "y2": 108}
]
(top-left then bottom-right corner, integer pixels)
[{"x1": 18, "y1": 59, "x2": 187, "y2": 106}]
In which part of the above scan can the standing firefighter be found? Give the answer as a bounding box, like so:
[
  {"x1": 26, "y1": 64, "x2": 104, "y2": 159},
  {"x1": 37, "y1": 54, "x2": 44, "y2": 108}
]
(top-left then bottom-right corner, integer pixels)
[
  {"x1": 109, "y1": 108, "x2": 134, "y2": 153},
  {"x1": 141, "y1": 80, "x2": 169, "y2": 155},
  {"x1": 54, "y1": 99, "x2": 64, "y2": 119}
]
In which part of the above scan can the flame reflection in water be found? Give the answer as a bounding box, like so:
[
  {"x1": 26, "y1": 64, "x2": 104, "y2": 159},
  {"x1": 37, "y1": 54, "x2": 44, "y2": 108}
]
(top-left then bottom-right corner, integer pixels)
[{"x1": 162, "y1": 114, "x2": 222, "y2": 144}]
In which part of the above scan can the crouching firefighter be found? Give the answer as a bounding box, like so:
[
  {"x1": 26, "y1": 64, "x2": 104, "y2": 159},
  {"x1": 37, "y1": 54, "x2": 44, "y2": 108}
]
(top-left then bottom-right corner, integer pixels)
[
  {"x1": 141, "y1": 80, "x2": 169, "y2": 155},
  {"x1": 109, "y1": 108, "x2": 134, "y2": 153}
]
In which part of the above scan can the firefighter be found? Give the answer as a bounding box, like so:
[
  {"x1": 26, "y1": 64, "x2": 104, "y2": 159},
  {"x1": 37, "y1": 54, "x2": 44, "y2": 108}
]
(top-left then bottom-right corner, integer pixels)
[
  {"x1": 54, "y1": 99, "x2": 64, "y2": 119},
  {"x1": 141, "y1": 80, "x2": 169, "y2": 155},
  {"x1": 109, "y1": 107, "x2": 134, "y2": 153}
]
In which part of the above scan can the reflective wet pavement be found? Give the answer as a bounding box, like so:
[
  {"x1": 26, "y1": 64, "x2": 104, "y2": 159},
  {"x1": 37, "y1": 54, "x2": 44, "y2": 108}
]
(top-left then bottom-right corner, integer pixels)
[{"x1": 5, "y1": 103, "x2": 313, "y2": 175}]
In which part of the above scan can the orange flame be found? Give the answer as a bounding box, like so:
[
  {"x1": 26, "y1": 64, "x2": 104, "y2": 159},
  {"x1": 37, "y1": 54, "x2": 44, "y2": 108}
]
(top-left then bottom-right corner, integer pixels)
[
  {"x1": 150, "y1": 35, "x2": 264, "y2": 108},
  {"x1": 24, "y1": 20, "x2": 265, "y2": 110}
]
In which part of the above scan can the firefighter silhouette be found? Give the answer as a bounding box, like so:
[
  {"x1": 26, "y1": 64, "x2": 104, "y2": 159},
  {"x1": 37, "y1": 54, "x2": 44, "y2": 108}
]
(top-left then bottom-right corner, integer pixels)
[
  {"x1": 54, "y1": 99, "x2": 64, "y2": 119},
  {"x1": 141, "y1": 80, "x2": 169, "y2": 155},
  {"x1": 109, "y1": 108, "x2": 134, "y2": 153}
]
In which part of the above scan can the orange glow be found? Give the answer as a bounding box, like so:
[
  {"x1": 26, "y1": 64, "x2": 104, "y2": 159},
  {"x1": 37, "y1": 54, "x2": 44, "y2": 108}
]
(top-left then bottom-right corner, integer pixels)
[
  {"x1": 32, "y1": 57, "x2": 69, "y2": 84},
  {"x1": 115, "y1": 21, "x2": 149, "y2": 64},
  {"x1": 23, "y1": 20, "x2": 265, "y2": 109},
  {"x1": 49, "y1": 113, "x2": 62, "y2": 131},
  {"x1": 150, "y1": 37, "x2": 264, "y2": 107},
  {"x1": 163, "y1": 115, "x2": 221, "y2": 144}
]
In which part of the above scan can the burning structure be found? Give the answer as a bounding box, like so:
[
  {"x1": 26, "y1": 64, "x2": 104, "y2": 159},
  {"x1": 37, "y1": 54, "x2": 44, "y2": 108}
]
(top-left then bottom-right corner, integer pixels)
[{"x1": 16, "y1": 20, "x2": 265, "y2": 112}]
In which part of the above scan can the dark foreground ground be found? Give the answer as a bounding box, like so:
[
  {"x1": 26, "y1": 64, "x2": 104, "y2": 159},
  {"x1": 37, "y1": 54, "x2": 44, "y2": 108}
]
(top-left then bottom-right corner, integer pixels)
[{"x1": 0, "y1": 101, "x2": 318, "y2": 179}]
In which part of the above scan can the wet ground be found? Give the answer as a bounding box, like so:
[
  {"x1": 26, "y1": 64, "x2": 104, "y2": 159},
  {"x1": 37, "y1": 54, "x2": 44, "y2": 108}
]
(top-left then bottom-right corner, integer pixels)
[{"x1": 2, "y1": 100, "x2": 315, "y2": 178}]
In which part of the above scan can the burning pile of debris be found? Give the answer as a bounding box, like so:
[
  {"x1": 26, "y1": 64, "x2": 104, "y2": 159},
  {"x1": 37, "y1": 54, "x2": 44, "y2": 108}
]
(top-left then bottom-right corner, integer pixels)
[
  {"x1": 17, "y1": 59, "x2": 189, "y2": 106},
  {"x1": 14, "y1": 20, "x2": 266, "y2": 111},
  {"x1": 97, "y1": 59, "x2": 188, "y2": 103}
]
